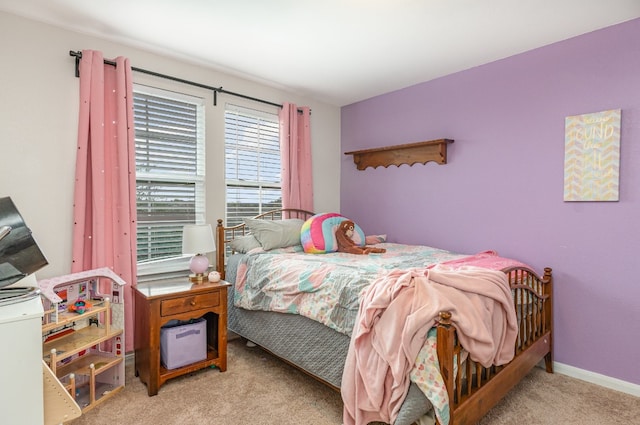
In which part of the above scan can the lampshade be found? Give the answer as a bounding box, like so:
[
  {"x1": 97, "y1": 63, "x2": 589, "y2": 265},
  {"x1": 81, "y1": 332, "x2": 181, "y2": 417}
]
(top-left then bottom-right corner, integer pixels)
[
  {"x1": 182, "y1": 224, "x2": 216, "y2": 284},
  {"x1": 182, "y1": 224, "x2": 216, "y2": 255}
]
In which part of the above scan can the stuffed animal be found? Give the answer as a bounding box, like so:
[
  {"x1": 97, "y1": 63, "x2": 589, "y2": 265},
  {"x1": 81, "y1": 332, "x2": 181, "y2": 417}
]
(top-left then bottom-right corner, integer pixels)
[{"x1": 335, "y1": 220, "x2": 386, "y2": 255}]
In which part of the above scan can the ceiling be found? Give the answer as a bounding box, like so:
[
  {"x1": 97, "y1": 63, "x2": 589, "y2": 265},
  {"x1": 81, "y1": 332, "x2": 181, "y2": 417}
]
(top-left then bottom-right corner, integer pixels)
[{"x1": 1, "y1": 1, "x2": 639, "y2": 106}]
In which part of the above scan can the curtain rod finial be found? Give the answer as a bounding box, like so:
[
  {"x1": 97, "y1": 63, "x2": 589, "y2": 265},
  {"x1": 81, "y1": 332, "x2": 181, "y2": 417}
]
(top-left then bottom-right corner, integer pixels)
[{"x1": 70, "y1": 50, "x2": 81, "y2": 77}]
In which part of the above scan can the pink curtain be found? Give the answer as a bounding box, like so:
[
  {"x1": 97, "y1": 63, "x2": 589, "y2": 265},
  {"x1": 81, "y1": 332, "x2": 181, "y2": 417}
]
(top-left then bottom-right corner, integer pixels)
[
  {"x1": 72, "y1": 50, "x2": 137, "y2": 352},
  {"x1": 279, "y1": 102, "x2": 313, "y2": 211}
]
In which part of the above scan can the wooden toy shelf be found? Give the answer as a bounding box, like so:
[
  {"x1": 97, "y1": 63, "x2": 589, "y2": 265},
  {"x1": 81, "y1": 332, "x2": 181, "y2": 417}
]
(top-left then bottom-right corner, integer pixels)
[
  {"x1": 39, "y1": 268, "x2": 127, "y2": 414},
  {"x1": 41, "y1": 300, "x2": 108, "y2": 333},
  {"x1": 54, "y1": 350, "x2": 123, "y2": 378}
]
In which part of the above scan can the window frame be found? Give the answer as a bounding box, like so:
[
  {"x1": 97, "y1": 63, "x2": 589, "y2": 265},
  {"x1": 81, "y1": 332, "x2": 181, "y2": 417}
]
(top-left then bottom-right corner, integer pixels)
[
  {"x1": 224, "y1": 103, "x2": 282, "y2": 228},
  {"x1": 133, "y1": 84, "x2": 206, "y2": 278}
]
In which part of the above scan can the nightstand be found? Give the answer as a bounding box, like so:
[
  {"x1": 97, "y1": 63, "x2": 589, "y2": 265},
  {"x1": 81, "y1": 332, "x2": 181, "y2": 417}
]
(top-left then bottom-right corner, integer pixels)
[{"x1": 134, "y1": 279, "x2": 230, "y2": 396}]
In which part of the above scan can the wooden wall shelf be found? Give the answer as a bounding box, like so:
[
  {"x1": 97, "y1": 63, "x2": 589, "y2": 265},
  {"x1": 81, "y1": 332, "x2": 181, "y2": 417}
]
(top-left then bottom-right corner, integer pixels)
[{"x1": 344, "y1": 139, "x2": 454, "y2": 170}]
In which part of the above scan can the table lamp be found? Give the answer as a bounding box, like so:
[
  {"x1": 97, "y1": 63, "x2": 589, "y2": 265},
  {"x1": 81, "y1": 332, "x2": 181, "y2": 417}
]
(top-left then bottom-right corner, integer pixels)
[{"x1": 182, "y1": 224, "x2": 216, "y2": 284}]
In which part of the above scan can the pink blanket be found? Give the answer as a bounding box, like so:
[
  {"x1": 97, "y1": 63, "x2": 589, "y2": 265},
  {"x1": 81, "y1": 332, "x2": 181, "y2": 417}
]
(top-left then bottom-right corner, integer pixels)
[
  {"x1": 341, "y1": 265, "x2": 517, "y2": 425},
  {"x1": 434, "y1": 250, "x2": 530, "y2": 271}
]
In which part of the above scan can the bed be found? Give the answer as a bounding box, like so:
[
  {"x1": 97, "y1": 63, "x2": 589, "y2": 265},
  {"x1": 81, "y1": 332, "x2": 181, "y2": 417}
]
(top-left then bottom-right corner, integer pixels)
[{"x1": 215, "y1": 209, "x2": 553, "y2": 425}]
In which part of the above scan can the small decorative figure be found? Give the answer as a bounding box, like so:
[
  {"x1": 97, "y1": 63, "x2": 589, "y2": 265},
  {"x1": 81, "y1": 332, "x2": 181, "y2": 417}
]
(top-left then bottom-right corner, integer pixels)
[
  {"x1": 208, "y1": 271, "x2": 221, "y2": 283},
  {"x1": 69, "y1": 300, "x2": 92, "y2": 314},
  {"x1": 335, "y1": 220, "x2": 386, "y2": 255}
]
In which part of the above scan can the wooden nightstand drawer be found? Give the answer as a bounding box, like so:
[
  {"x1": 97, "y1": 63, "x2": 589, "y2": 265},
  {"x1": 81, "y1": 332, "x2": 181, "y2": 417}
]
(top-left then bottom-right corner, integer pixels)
[{"x1": 160, "y1": 291, "x2": 220, "y2": 316}]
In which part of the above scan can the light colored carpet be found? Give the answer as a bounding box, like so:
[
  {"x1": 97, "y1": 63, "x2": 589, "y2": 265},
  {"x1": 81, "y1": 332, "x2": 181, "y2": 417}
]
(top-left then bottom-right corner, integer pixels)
[{"x1": 70, "y1": 338, "x2": 639, "y2": 425}]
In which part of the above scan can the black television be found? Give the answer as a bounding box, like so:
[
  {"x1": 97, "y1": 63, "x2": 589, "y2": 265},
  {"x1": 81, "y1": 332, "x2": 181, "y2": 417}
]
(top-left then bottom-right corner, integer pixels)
[{"x1": 0, "y1": 196, "x2": 48, "y2": 289}]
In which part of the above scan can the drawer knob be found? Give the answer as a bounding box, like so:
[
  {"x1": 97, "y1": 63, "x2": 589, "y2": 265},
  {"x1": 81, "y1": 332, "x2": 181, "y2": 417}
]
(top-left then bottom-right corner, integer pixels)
[{"x1": 190, "y1": 300, "x2": 196, "y2": 306}]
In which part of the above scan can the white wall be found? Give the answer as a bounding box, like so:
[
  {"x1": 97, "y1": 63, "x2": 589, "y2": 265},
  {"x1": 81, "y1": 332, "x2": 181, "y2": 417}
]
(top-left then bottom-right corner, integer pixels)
[{"x1": 0, "y1": 11, "x2": 341, "y2": 280}]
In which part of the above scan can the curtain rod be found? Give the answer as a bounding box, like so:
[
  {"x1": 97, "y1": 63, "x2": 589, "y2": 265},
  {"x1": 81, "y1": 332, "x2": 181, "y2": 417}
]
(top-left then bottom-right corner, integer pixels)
[{"x1": 69, "y1": 50, "x2": 289, "y2": 109}]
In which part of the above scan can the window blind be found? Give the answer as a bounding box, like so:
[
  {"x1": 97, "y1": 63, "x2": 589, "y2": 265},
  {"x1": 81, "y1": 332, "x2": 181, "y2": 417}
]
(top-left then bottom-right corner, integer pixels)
[
  {"x1": 224, "y1": 105, "x2": 281, "y2": 228},
  {"x1": 134, "y1": 89, "x2": 205, "y2": 263}
]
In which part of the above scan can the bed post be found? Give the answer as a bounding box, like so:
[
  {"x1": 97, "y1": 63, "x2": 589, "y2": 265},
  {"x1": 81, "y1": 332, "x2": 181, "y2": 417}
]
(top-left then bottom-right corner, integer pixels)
[
  {"x1": 436, "y1": 311, "x2": 456, "y2": 425},
  {"x1": 543, "y1": 267, "x2": 553, "y2": 372},
  {"x1": 216, "y1": 219, "x2": 226, "y2": 279}
]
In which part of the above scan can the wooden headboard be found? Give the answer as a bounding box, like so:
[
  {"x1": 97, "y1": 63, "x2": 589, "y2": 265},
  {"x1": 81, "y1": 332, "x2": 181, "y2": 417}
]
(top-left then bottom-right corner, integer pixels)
[{"x1": 215, "y1": 208, "x2": 315, "y2": 279}]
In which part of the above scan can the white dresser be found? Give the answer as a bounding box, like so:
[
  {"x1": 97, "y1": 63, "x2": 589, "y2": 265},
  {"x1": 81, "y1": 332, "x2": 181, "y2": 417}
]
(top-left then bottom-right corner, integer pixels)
[{"x1": 0, "y1": 276, "x2": 44, "y2": 424}]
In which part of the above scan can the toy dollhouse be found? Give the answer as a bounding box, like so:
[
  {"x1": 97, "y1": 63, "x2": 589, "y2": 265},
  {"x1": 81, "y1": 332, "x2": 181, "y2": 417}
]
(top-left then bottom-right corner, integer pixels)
[{"x1": 38, "y1": 267, "x2": 126, "y2": 412}]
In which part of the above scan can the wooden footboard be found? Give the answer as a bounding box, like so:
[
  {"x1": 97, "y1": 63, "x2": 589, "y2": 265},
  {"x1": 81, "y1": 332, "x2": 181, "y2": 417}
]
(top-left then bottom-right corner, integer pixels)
[{"x1": 436, "y1": 267, "x2": 553, "y2": 425}]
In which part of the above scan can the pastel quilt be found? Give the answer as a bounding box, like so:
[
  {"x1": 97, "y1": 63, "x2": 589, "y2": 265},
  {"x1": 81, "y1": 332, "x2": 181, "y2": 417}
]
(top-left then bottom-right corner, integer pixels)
[{"x1": 233, "y1": 242, "x2": 467, "y2": 335}]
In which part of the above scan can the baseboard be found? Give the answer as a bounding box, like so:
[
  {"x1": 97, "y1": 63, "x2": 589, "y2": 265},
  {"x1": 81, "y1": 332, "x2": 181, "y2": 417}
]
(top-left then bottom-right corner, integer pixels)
[
  {"x1": 553, "y1": 361, "x2": 640, "y2": 397},
  {"x1": 121, "y1": 350, "x2": 640, "y2": 397}
]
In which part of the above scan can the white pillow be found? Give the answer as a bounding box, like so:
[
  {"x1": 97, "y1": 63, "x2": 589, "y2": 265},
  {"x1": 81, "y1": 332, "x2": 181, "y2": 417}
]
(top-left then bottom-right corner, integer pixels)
[
  {"x1": 244, "y1": 218, "x2": 304, "y2": 251},
  {"x1": 229, "y1": 235, "x2": 262, "y2": 253}
]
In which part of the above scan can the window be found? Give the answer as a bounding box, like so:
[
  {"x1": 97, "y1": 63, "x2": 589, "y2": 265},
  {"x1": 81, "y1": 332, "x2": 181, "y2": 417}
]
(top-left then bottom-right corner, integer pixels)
[
  {"x1": 224, "y1": 104, "x2": 281, "y2": 227},
  {"x1": 134, "y1": 86, "x2": 206, "y2": 266}
]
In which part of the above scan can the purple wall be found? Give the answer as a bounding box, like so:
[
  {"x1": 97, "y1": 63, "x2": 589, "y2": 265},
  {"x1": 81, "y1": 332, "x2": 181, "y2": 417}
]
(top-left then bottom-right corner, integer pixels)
[{"x1": 341, "y1": 19, "x2": 640, "y2": 385}]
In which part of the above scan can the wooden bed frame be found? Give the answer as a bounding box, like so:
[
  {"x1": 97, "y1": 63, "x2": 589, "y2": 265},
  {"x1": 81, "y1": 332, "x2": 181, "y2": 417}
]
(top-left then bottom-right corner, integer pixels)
[{"x1": 216, "y1": 208, "x2": 553, "y2": 425}]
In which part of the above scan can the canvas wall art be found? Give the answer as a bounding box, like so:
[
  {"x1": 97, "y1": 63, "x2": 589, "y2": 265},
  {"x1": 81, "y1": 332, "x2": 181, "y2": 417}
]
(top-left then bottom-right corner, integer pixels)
[{"x1": 563, "y1": 109, "x2": 621, "y2": 201}]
